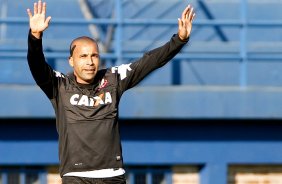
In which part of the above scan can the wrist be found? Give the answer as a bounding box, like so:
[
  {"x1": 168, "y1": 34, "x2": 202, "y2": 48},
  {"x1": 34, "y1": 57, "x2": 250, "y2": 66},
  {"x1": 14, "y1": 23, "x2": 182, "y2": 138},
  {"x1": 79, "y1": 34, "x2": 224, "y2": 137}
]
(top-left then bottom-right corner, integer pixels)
[
  {"x1": 31, "y1": 31, "x2": 42, "y2": 39},
  {"x1": 177, "y1": 34, "x2": 189, "y2": 42}
]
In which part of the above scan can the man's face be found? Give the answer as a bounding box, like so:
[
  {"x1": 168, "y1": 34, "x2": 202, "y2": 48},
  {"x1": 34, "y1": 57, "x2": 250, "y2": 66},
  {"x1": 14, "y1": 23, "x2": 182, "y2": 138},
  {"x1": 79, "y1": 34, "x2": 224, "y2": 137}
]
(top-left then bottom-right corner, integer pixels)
[{"x1": 69, "y1": 40, "x2": 100, "y2": 84}]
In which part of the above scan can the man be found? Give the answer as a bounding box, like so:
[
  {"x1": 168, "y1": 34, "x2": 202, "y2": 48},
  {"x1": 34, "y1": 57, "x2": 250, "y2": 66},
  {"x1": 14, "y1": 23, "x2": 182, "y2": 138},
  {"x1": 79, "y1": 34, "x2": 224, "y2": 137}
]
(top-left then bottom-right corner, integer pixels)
[{"x1": 27, "y1": 1, "x2": 195, "y2": 183}]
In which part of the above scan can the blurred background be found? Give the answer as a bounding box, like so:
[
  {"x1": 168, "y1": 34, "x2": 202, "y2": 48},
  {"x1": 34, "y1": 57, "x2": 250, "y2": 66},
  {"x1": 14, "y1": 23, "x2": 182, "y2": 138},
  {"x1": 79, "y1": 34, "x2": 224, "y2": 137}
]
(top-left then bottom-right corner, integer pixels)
[{"x1": 1, "y1": 0, "x2": 282, "y2": 183}]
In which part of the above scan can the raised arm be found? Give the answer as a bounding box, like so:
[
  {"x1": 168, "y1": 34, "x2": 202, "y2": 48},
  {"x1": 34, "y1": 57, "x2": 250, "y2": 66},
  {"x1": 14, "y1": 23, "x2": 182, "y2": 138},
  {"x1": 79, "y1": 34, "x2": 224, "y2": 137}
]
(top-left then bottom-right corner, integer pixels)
[
  {"x1": 27, "y1": 1, "x2": 56, "y2": 99},
  {"x1": 27, "y1": 0, "x2": 51, "y2": 38},
  {"x1": 116, "y1": 4, "x2": 196, "y2": 91}
]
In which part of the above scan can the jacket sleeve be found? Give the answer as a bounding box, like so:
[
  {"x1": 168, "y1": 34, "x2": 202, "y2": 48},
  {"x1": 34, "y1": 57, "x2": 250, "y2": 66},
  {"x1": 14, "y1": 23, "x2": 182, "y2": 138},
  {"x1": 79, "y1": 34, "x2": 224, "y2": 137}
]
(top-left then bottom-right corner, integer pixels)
[
  {"x1": 27, "y1": 30, "x2": 57, "y2": 99},
  {"x1": 114, "y1": 34, "x2": 188, "y2": 92}
]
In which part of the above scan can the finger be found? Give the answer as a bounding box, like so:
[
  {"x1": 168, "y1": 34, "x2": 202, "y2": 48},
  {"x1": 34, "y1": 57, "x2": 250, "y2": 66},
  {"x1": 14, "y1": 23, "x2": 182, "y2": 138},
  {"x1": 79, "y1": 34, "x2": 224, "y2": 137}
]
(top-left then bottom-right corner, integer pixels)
[
  {"x1": 181, "y1": 5, "x2": 190, "y2": 20},
  {"x1": 188, "y1": 7, "x2": 194, "y2": 20},
  {"x1": 45, "y1": 16, "x2": 52, "y2": 25},
  {"x1": 27, "y1": 9, "x2": 32, "y2": 19},
  {"x1": 178, "y1": 18, "x2": 183, "y2": 29},
  {"x1": 186, "y1": 5, "x2": 193, "y2": 19},
  {"x1": 42, "y1": 2, "x2": 46, "y2": 15},
  {"x1": 191, "y1": 13, "x2": 196, "y2": 22},
  {"x1": 33, "y1": 2, "x2": 37, "y2": 14},
  {"x1": 38, "y1": 0, "x2": 42, "y2": 14}
]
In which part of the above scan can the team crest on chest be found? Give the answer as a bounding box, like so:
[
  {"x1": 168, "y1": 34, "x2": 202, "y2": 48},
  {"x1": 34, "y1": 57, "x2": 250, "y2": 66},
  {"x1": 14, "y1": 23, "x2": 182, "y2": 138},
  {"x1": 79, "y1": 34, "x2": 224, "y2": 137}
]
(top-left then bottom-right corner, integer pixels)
[{"x1": 97, "y1": 78, "x2": 108, "y2": 91}]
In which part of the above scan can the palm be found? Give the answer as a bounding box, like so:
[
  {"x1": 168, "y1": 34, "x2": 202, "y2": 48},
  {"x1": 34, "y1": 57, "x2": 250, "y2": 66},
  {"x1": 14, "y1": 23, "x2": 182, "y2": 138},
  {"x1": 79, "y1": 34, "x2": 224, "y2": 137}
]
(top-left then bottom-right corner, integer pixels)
[
  {"x1": 179, "y1": 20, "x2": 192, "y2": 39},
  {"x1": 30, "y1": 14, "x2": 48, "y2": 33}
]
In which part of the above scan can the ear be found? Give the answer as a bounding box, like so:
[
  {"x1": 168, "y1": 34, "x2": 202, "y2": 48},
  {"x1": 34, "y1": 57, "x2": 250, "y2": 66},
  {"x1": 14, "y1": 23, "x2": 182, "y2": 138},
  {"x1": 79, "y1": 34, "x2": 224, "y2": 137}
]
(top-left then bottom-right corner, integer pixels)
[{"x1": 69, "y1": 56, "x2": 74, "y2": 67}]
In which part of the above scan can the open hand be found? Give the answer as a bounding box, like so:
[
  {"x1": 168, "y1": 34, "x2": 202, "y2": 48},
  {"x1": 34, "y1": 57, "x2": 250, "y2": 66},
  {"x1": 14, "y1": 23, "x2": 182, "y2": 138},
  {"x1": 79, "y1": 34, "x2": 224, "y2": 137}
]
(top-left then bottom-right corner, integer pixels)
[
  {"x1": 178, "y1": 4, "x2": 195, "y2": 41},
  {"x1": 27, "y1": 0, "x2": 51, "y2": 38}
]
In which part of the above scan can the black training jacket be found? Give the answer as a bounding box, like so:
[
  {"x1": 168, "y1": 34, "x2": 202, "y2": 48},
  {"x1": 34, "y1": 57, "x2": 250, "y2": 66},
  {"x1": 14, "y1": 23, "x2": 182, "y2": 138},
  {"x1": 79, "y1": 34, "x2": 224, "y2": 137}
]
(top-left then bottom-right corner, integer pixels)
[{"x1": 27, "y1": 31, "x2": 188, "y2": 177}]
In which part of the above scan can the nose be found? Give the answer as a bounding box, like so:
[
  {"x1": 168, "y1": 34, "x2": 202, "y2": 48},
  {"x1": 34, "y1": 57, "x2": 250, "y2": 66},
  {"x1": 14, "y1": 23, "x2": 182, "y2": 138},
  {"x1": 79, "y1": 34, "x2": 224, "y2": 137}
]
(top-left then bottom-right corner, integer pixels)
[{"x1": 86, "y1": 56, "x2": 94, "y2": 65}]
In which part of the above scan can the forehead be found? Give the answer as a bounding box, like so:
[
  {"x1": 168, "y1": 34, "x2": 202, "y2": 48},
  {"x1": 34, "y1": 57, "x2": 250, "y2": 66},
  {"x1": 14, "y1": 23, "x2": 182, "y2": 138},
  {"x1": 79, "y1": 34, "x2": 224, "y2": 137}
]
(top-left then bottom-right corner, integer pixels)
[{"x1": 74, "y1": 41, "x2": 99, "y2": 54}]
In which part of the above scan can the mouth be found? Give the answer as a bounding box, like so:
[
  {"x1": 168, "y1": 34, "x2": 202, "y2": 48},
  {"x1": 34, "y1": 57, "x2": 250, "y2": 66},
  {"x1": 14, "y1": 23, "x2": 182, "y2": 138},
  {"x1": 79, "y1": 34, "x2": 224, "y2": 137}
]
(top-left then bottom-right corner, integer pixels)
[{"x1": 84, "y1": 68, "x2": 96, "y2": 73}]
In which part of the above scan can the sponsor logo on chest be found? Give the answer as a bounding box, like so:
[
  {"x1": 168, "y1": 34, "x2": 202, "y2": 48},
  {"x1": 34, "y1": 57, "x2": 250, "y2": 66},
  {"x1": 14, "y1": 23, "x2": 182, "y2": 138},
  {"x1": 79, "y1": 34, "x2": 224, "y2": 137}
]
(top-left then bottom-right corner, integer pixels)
[{"x1": 70, "y1": 92, "x2": 112, "y2": 107}]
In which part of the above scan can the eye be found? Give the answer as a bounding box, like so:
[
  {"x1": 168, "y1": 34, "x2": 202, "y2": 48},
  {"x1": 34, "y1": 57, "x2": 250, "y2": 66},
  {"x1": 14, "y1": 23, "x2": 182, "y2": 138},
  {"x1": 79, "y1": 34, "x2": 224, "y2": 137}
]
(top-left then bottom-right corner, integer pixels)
[
  {"x1": 80, "y1": 54, "x2": 88, "y2": 58},
  {"x1": 92, "y1": 53, "x2": 99, "y2": 58}
]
